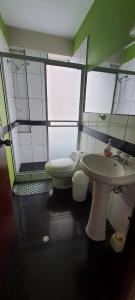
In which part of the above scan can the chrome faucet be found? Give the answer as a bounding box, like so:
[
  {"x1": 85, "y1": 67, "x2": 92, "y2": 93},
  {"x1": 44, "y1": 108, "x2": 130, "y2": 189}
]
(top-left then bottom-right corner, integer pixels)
[{"x1": 112, "y1": 152, "x2": 129, "y2": 165}]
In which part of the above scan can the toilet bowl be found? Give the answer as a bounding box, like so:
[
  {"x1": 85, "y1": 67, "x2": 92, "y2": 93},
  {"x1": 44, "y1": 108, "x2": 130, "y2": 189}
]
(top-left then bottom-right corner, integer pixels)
[{"x1": 45, "y1": 151, "x2": 81, "y2": 189}]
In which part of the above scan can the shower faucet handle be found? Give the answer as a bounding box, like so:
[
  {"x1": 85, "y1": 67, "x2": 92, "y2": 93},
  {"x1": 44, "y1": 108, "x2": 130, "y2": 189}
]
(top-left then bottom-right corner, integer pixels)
[{"x1": 0, "y1": 139, "x2": 12, "y2": 147}]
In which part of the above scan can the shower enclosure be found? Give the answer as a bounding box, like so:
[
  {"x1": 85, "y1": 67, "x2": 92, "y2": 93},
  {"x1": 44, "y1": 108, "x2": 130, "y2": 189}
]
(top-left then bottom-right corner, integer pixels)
[{"x1": 0, "y1": 50, "x2": 84, "y2": 175}]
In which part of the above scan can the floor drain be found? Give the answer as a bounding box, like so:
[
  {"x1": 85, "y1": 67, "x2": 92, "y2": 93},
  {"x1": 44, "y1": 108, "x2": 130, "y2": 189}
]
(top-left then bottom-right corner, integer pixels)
[{"x1": 42, "y1": 235, "x2": 50, "y2": 243}]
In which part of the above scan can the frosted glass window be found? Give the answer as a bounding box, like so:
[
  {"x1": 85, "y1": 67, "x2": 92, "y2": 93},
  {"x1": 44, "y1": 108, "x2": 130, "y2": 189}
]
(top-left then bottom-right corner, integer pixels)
[
  {"x1": 49, "y1": 127, "x2": 78, "y2": 160},
  {"x1": 85, "y1": 71, "x2": 116, "y2": 113},
  {"x1": 47, "y1": 66, "x2": 81, "y2": 120}
]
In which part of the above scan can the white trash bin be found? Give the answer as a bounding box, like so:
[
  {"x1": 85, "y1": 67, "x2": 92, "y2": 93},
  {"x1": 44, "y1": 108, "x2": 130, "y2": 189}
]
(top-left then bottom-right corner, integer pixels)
[{"x1": 72, "y1": 170, "x2": 89, "y2": 202}]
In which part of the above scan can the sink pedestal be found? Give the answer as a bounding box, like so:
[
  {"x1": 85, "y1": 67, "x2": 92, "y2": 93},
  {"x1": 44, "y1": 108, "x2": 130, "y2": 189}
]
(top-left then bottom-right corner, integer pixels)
[{"x1": 86, "y1": 181, "x2": 111, "y2": 241}]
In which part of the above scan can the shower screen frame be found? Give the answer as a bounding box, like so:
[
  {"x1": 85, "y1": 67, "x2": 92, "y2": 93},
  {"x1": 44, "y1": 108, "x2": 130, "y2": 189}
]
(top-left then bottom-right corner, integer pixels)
[{"x1": 0, "y1": 51, "x2": 86, "y2": 174}]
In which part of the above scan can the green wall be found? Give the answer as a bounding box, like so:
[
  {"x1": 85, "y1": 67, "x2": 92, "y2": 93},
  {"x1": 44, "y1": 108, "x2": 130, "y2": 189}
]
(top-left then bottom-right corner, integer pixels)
[
  {"x1": 0, "y1": 77, "x2": 15, "y2": 187},
  {"x1": 74, "y1": 0, "x2": 135, "y2": 70},
  {"x1": 0, "y1": 16, "x2": 15, "y2": 186},
  {"x1": 0, "y1": 14, "x2": 8, "y2": 41}
]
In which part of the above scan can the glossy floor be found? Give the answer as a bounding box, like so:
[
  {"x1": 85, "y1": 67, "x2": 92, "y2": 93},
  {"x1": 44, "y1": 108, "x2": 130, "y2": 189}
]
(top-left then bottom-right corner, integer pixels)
[{"x1": 2, "y1": 186, "x2": 130, "y2": 300}]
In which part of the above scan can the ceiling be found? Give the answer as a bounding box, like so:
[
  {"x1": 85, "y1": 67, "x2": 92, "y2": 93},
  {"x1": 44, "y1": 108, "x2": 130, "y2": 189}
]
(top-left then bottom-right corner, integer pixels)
[{"x1": 0, "y1": 0, "x2": 94, "y2": 38}]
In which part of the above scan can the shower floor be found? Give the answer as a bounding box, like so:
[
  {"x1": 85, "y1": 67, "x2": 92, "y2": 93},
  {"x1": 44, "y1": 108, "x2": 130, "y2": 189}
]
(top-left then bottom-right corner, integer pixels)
[{"x1": 19, "y1": 162, "x2": 45, "y2": 172}]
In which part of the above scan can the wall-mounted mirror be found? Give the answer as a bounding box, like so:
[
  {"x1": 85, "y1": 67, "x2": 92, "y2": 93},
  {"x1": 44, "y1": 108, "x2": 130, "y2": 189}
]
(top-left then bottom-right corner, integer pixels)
[
  {"x1": 85, "y1": 70, "x2": 116, "y2": 113},
  {"x1": 84, "y1": 48, "x2": 135, "y2": 115},
  {"x1": 112, "y1": 58, "x2": 135, "y2": 115}
]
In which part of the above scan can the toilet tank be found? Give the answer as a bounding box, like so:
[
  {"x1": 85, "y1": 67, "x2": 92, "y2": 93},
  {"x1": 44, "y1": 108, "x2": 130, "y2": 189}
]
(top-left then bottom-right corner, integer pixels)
[{"x1": 69, "y1": 151, "x2": 81, "y2": 165}]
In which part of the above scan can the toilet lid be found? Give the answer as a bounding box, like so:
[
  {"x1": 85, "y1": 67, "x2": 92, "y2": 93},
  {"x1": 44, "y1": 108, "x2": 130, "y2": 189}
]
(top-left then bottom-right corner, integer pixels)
[{"x1": 46, "y1": 158, "x2": 75, "y2": 170}]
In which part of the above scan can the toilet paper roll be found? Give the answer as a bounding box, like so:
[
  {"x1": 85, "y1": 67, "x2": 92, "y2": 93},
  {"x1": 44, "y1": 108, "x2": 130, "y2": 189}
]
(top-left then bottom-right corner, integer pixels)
[{"x1": 110, "y1": 232, "x2": 125, "y2": 253}]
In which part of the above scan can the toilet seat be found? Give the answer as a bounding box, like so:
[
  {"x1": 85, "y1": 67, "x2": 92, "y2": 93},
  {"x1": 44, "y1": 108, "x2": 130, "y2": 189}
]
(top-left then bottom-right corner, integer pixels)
[
  {"x1": 45, "y1": 151, "x2": 81, "y2": 188},
  {"x1": 46, "y1": 158, "x2": 75, "y2": 171},
  {"x1": 45, "y1": 158, "x2": 75, "y2": 178}
]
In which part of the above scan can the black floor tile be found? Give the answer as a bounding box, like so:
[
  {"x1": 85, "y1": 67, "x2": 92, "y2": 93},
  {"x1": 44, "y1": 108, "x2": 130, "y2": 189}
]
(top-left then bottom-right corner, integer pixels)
[
  {"x1": 2, "y1": 186, "x2": 127, "y2": 300},
  {"x1": 20, "y1": 162, "x2": 45, "y2": 172}
]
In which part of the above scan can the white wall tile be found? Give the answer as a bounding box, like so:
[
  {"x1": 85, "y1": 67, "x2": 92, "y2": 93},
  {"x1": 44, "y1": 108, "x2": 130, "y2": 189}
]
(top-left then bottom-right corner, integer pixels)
[
  {"x1": 31, "y1": 126, "x2": 44, "y2": 145},
  {"x1": 18, "y1": 125, "x2": 31, "y2": 133},
  {"x1": 19, "y1": 133, "x2": 32, "y2": 146},
  {"x1": 94, "y1": 140, "x2": 106, "y2": 154},
  {"x1": 43, "y1": 143, "x2": 47, "y2": 161},
  {"x1": 88, "y1": 113, "x2": 98, "y2": 129},
  {"x1": 41, "y1": 73, "x2": 45, "y2": 98},
  {"x1": 27, "y1": 74, "x2": 42, "y2": 99},
  {"x1": 20, "y1": 145, "x2": 33, "y2": 163},
  {"x1": 86, "y1": 135, "x2": 95, "y2": 153},
  {"x1": 32, "y1": 145, "x2": 45, "y2": 162},
  {"x1": 3, "y1": 59, "x2": 14, "y2": 97},
  {"x1": 26, "y1": 61, "x2": 41, "y2": 75},
  {"x1": 15, "y1": 98, "x2": 29, "y2": 120},
  {"x1": 79, "y1": 132, "x2": 88, "y2": 152},
  {"x1": 82, "y1": 112, "x2": 89, "y2": 126},
  {"x1": 97, "y1": 114, "x2": 110, "y2": 134},
  {"x1": 13, "y1": 73, "x2": 28, "y2": 98},
  {"x1": 29, "y1": 99, "x2": 43, "y2": 120},
  {"x1": 125, "y1": 116, "x2": 135, "y2": 144},
  {"x1": 7, "y1": 95, "x2": 16, "y2": 122},
  {"x1": 129, "y1": 101, "x2": 135, "y2": 115},
  {"x1": 42, "y1": 98, "x2": 46, "y2": 120},
  {"x1": 11, "y1": 59, "x2": 26, "y2": 74},
  {"x1": 108, "y1": 115, "x2": 128, "y2": 139}
]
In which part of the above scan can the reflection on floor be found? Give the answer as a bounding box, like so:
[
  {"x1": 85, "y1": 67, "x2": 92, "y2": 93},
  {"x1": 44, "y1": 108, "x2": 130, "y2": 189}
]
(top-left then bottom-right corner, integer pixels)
[
  {"x1": 20, "y1": 162, "x2": 45, "y2": 172},
  {"x1": 2, "y1": 184, "x2": 131, "y2": 300}
]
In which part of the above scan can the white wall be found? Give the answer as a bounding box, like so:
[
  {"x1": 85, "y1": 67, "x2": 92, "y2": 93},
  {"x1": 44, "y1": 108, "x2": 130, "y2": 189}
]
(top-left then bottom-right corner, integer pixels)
[{"x1": 7, "y1": 26, "x2": 73, "y2": 56}]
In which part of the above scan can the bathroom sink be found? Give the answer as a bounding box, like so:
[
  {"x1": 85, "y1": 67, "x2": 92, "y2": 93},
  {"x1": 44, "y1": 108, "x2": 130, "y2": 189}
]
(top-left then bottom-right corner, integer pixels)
[
  {"x1": 80, "y1": 154, "x2": 135, "y2": 186},
  {"x1": 79, "y1": 154, "x2": 135, "y2": 241}
]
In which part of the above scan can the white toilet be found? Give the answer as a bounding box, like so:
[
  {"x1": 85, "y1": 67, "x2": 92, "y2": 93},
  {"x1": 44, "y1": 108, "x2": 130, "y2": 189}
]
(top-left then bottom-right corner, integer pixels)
[{"x1": 45, "y1": 151, "x2": 81, "y2": 189}]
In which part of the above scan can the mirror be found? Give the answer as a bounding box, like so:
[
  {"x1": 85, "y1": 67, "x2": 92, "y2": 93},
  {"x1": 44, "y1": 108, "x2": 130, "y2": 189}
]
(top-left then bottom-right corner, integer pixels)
[
  {"x1": 84, "y1": 48, "x2": 135, "y2": 115},
  {"x1": 85, "y1": 70, "x2": 116, "y2": 113},
  {"x1": 112, "y1": 58, "x2": 135, "y2": 115}
]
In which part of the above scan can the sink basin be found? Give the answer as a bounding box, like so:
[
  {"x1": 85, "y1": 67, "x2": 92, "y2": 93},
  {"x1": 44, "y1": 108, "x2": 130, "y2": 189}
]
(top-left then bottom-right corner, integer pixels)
[
  {"x1": 80, "y1": 154, "x2": 135, "y2": 186},
  {"x1": 79, "y1": 154, "x2": 135, "y2": 241}
]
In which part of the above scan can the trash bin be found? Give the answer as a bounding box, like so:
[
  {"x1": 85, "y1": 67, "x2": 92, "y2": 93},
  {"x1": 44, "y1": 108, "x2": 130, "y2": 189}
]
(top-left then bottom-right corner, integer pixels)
[{"x1": 72, "y1": 170, "x2": 89, "y2": 202}]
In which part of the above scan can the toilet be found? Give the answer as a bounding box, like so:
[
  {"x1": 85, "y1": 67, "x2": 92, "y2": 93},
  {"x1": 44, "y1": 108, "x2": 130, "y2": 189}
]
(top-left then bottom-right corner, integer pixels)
[{"x1": 45, "y1": 151, "x2": 81, "y2": 189}]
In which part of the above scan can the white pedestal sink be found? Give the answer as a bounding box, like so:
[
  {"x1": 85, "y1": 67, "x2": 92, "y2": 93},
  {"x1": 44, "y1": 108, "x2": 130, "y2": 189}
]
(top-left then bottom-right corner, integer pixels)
[{"x1": 80, "y1": 154, "x2": 135, "y2": 241}]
